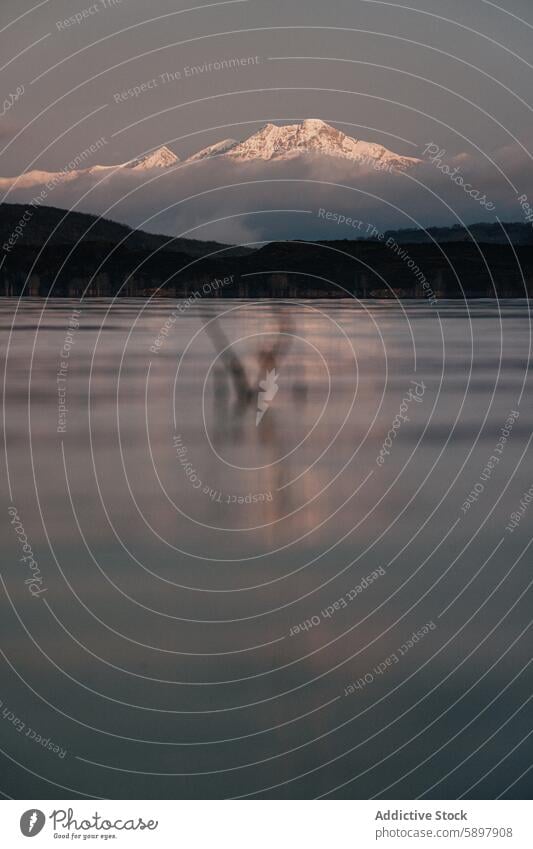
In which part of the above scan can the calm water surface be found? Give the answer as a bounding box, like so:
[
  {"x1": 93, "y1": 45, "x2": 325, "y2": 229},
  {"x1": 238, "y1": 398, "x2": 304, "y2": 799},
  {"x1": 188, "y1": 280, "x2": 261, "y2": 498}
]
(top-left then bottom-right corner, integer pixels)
[{"x1": 1, "y1": 298, "x2": 531, "y2": 799}]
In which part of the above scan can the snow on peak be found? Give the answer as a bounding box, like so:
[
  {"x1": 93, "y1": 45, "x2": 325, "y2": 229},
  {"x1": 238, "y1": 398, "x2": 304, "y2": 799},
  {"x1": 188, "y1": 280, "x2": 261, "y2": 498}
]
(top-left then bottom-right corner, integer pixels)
[
  {"x1": 0, "y1": 124, "x2": 419, "y2": 196},
  {"x1": 187, "y1": 138, "x2": 238, "y2": 162},
  {"x1": 183, "y1": 120, "x2": 420, "y2": 169},
  {"x1": 124, "y1": 146, "x2": 180, "y2": 170}
]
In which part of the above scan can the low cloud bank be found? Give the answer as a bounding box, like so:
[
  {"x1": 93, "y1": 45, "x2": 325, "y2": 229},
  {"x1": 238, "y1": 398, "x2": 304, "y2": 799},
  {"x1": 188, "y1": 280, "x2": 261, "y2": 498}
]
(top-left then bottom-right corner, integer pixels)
[{"x1": 1, "y1": 145, "x2": 531, "y2": 246}]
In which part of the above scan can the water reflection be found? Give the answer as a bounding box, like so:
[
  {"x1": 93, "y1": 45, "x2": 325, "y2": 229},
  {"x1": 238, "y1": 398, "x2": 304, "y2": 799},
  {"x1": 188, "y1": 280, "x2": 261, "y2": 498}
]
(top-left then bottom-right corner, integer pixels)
[{"x1": 1, "y1": 299, "x2": 531, "y2": 799}]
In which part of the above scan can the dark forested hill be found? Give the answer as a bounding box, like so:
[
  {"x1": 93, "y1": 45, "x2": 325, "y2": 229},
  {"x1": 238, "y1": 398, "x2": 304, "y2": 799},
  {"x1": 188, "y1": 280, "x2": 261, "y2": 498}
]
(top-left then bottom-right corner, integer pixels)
[
  {"x1": 1, "y1": 205, "x2": 532, "y2": 298},
  {"x1": 0, "y1": 203, "x2": 251, "y2": 258}
]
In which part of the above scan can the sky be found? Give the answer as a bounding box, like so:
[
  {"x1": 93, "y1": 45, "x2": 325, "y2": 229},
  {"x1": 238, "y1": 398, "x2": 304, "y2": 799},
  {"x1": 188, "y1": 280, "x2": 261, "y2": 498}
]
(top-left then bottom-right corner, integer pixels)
[{"x1": 1, "y1": 0, "x2": 533, "y2": 241}]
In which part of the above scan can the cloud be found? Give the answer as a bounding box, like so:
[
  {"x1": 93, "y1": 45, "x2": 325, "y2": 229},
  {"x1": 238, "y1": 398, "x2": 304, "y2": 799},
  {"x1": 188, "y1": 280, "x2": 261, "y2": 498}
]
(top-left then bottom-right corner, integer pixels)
[
  {"x1": 1, "y1": 146, "x2": 530, "y2": 245},
  {"x1": 0, "y1": 115, "x2": 22, "y2": 144}
]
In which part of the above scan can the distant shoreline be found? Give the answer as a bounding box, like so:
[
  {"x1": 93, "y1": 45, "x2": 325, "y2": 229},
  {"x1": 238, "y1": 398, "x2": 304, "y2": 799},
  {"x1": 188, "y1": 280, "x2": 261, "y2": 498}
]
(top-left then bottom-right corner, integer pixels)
[{"x1": 2, "y1": 204, "x2": 532, "y2": 299}]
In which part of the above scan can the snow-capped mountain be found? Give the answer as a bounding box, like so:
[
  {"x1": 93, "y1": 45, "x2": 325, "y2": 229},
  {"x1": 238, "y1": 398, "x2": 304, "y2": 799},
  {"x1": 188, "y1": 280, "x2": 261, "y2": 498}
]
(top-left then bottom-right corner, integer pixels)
[
  {"x1": 122, "y1": 146, "x2": 179, "y2": 170},
  {"x1": 0, "y1": 146, "x2": 179, "y2": 191},
  {"x1": 183, "y1": 119, "x2": 420, "y2": 169},
  {"x1": 186, "y1": 139, "x2": 238, "y2": 162},
  {"x1": 0, "y1": 121, "x2": 419, "y2": 194}
]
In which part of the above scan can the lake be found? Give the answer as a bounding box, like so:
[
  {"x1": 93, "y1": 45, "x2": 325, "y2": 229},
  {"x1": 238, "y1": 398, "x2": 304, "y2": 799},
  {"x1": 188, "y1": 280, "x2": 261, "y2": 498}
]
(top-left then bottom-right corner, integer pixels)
[{"x1": 1, "y1": 298, "x2": 531, "y2": 799}]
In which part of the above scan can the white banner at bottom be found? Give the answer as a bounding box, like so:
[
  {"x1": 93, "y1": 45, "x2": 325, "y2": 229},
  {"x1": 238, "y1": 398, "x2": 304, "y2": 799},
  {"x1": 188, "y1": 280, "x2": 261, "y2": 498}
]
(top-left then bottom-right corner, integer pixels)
[{"x1": 1, "y1": 799, "x2": 531, "y2": 848}]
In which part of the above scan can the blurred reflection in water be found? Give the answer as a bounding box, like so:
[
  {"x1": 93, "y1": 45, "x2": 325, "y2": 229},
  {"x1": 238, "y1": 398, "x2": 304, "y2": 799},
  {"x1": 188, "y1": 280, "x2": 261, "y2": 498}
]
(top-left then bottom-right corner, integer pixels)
[{"x1": 1, "y1": 299, "x2": 531, "y2": 799}]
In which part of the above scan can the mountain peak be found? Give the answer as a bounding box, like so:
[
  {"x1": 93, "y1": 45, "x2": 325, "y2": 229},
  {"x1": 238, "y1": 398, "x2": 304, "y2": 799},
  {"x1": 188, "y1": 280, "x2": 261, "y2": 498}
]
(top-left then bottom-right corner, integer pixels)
[
  {"x1": 124, "y1": 146, "x2": 179, "y2": 170},
  {"x1": 301, "y1": 118, "x2": 329, "y2": 131},
  {"x1": 183, "y1": 120, "x2": 420, "y2": 168},
  {"x1": 0, "y1": 123, "x2": 419, "y2": 198},
  {"x1": 187, "y1": 138, "x2": 238, "y2": 162}
]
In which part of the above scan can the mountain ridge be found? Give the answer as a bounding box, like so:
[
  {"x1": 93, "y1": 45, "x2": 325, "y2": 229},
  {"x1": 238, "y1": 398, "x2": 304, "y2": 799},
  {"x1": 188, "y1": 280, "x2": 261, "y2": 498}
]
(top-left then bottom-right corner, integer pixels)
[
  {"x1": 0, "y1": 120, "x2": 420, "y2": 191},
  {"x1": 205, "y1": 119, "x2": 420, "y2": 168}
]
